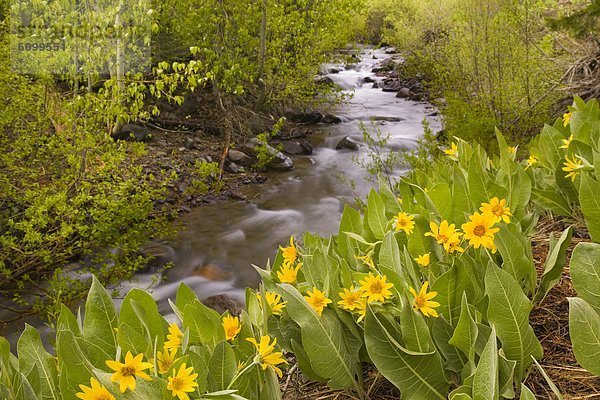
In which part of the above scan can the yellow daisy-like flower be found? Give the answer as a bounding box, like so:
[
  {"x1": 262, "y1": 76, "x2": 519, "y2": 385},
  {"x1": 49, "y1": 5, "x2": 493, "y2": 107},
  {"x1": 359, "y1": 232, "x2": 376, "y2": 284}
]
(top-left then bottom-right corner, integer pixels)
[
  {"x1": 222, "y1": 315, "x2": 241, "y2": 341},
  {"x1": 394, "y1": 212, "x2": 415, "y2": 235},
  {"x1": 304, "y1": 287, "x2": 332, "y2": 316},
  {"x1": 280, "y1": 236, "x2": 298, "y2": 267},
  {"x1": 525, "y1": 154, "x2": 538, "y2": 170},
  {"x1": 76, "y1": 377, "x2": 115, "y2": 400},
  {"x1": 164, "y1": 323, "x2": 183, "y2": 350},
  {"x1": 276, "y1": 262, "x2": 301, "y2": 284},
  {"x1": 444, "y1": 142, "x2": 459, "y2": 160},
  {"x1": 167, "y1": 363, "x2": 199, "y2": 400},
  {"x1": 157, "y1": 347, "x2": 178, "y2": 375},
  {"x1": 410, "y1": 281, "x2": 440, "y2": 318},
  {"x1": 105, "y1": 351, "x2": 153, "y2": 393},
  {"x1": 355, "y1": 298, "x2": 367, "y2": 322},
  {"x1": 246, "y1": 336, "x2": 288, "y2": 378},
  {"x1": 415, "y1": 253, "x2": 430, "y2": 267},
  {"x1": 424, "y1": 220, "x2": 462, "y2": 248},
  {"x1": 480, "y1": 197, "x2": 512, "y2": 224},
  {"x1": 461, "y1": 212, "x2": 500, "y2": 250},
  {"x1": 359, "y1": 273, "x2": 394, "y2": 303},
  {"x1": 337, "y1": 286, "x2": 363, "y2": 311},
  {"x1": 563, "y1": 112, "x2": 572, "y2": 127},
  {"x1": 257, "y1": 291, "x2": 287, "y2": 315},
  {"x1": 560, "y1": 134, "x2": 573, "y2": 149},
  {"x1": 562, "y1": 154, "x2": 584, "y2": 181},
  {"x1": 445, "y1": 239, "x2": 465, "y2": 254}
]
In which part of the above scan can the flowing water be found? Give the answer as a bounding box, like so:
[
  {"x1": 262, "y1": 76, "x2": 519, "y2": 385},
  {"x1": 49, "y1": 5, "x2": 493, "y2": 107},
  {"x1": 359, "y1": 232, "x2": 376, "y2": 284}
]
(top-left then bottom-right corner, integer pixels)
[{"x1": 125, "y1": 46, "x2": 441, "y2": 317}]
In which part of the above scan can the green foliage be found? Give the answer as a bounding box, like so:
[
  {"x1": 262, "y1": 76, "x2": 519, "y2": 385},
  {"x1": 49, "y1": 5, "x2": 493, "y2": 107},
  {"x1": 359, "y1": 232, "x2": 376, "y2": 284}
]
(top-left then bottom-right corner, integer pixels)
[
  {"x1": 253, "y1": 117, "x2": 286, "y2": 170},
  {"x1": 185, "y1": 161, "x2": 222, "y2": 196}
]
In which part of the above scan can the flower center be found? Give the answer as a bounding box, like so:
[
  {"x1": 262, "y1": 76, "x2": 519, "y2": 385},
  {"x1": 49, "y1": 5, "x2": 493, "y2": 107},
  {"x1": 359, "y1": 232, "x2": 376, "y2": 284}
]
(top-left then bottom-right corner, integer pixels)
[
  {"x1": 370, "y1": 282, "x2": 383, "y2": 294},
  {"x1": 437, "y1": 234, "x2": 448, "y2": 242},
  {"x1": 227, "y1": 327, "x2": 238, "y2": 337},
  {"x1": 415, "y1": 296, "x2": 426, "y2": 308},
  {"x1": 492, "y1": 205, "x2": 503, "y2": 216},
  {"x1": 99, "y1": 395, "x2": 113, "y2": 400},
  {"x1": 121, "y1": 366, "x2": 136, "y2": 377},
  {"x1": 473, "y1": 225, "x2": 486, "y2": 237},
  {"x1": 170, "y1": 377, "x2": 183, "y2": 391}
]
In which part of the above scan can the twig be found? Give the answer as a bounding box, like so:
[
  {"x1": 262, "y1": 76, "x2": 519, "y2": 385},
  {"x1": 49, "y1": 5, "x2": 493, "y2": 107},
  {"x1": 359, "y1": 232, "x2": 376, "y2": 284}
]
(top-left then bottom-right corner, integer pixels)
[{"x1": 282, "y1": 364, "x2": 298, "y2": 397}]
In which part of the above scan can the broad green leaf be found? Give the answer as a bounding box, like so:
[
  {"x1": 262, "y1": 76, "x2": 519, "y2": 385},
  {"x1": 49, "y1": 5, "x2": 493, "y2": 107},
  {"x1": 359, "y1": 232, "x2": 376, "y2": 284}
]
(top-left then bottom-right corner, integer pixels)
[
  {"x1": 400, "y1": 302, "x2": 435, "y2": 354},
  {"x1": 95, "y1": 371, "x2": 168, "y2": 399},
  {"x1": 532, "y1": 125, "x2": 563, "y2": 170},
  {"x1": 57, "y1": 304, "x2": 81, "y2": 336},
  {"x1": 428, "y1": 182, "x2": 453, "y2": 221},
  {"x1": 472, "y1": 326, "x2": 498, "y2": 400},
  {"x1": 117, "y1": 320, "x2": 148, "y2": 355},
  {"x1": 17, "y1": 325, "x2": 58, "y2": 400},
  {"x1": 183, "y1": 300, "x2": 224, "y2": 347},
  {"x1": 467, "y1": 152, "x2": 506, "y2": 209},
  {"x1": 13, "y1": 370, "x2": 38, "y2": 400},
  {"x1": 364, "y1": 308, "x2": 449, "y2": 399},
  {"x1": 432, "y1": 264, "x2": 469, "y2": 325},
  {"x1": 570, "y1": 242, "x2": 600, "y2": 312},
  {"x1": 378, "y1": 175, "x2": 400, "y2": 215},
  {"x1": 258, "y1": 367, "x2": 282, "y2": 400},
  {"x1": 278, "y1": 284, "x2": 359, "y2": 390},
  {"x1": 56, "y1": 328, "x2": 94, "y2": 400},
  {"x1": 290, "y1": 339, "x2": 326, "y2": 382},
  {"x1": 431, "y1": 317, "x2": 467, "y2": 374},
  {"x1": 449, "y1": 294, "x2": 478, "y2": 365},
  {"x1": 338, "y1": 205, "x2": 363, "y2": 268},
  {"x1": 189, "y1": 346, "x2": 211, "y2": 392},
  {"x1": 176, "y1": 282, "x2": 199, "y2": 312},
  {"x1": 568, "y1": 297, "x2": 600, "y2": 376},
  {"x1": 519, "y1": 384, "x2": 536, "y2": 400},
  {"x1": 367, "y1": 189, "x2": 387, "y2": 240},
  {"x1": 378, "y1": 231, "x2": 410, "y2": 294},
  {"x1": 579, "y1": 174, "x2": 600, "y2": 242},
  {"x1": 495, "y1": 223, "x2": 536, "y2": 294},
  {"x1": 82, "y1": 276, "x2": 117, "y2": 365},
  {"x1": 208, "y1": 341, "x2": 237, "y2": 391},
  {"x1": 534, "y1": 226, "x2": 573, "y2": 304},
  {"x1": 555, "y1": 159, "x2": 578, "y2": 205},
  {"x1": 120, "y1": 289, "x2": 166, "y2": 350},
  {"x1": 531, "y1": 188, "x2": 572, "y2": 216},
  {"x1": 485, "y1": 267, "x2": 542, "y2": 380},
  {"x1": 498, "y1": 350, "x2": 516, "y2": 398},
  {"x1": 451, "y1": 165, "x2": 470, "y2": 224}
]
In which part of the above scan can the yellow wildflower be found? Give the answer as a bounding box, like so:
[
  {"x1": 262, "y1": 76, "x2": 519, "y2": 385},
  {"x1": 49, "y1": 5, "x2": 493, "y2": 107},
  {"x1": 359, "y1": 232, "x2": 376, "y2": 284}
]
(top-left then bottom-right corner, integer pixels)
[
  {"x1": 257, "y1": 291, "x2": 287, "y2": 315},
  {"x1": 246, "y1": 336, "x2": 288, "y2": 378},
  {"x1": 304, "y1": 287, "x2": 332, "y2": 316},
  {"x1": 355, "y1": 298, "x2": 367, "y2": 322},
  {"x1": 105, "y1": 351, "x2": 153, "y2": 393},
  {"x1": 444, "y1": 142, "x2": 459, "y2": 160},
  {"x1": 415, "y1": 253, "x2": 430, "y2": 267},
  {"x1": 562, "y1": 154, "x2": 584, "y2": 181},
  {"x1": 480, "y1": 197, "x2": 512, "y2": 224},
  {"x1": 76, "y1": 377, "x2": 115, "y2": 400},
  {"x1": 276, "y1": 262, "x2": 301, "y2": 284},
  {"x1": 337, "y1": 286, "x2": 363, "y2": 311},
  {"x1": 355, "y1": 254, "x2": 376, "y2": 269},
  {"x1": 394, "y1": 212, "x2": 415, "y2": 235},
  {"x1": 445, "y1": 240, "x2": 465, "y2": 254},
  {"x1": 563, "y1": 112, "x2": 572, "y2": 127},
  {"x1": 157, "y1": 347, "x2": 178, "y2": 375},
  {"x1": 461, "y1": 212, "x2": 499, "y2": 250},
  {"x1": 167, "y1": 363, "x2": 198, "y2": 400},
  {"x1": 560, "y1": 134, "x2": 573, "y2": 149},
  {"x1": 410, "y1": 281, "x2": 440, "y2": 318},
  {"x1": 525, "y1": 155, "x2": 538, "y2": 170},
  {"x1": 222, "y1": 315, "x2": 241, "y2": 341},
  {"x1": 164, "y1": 323, "x2": 183, "y2": 350},
  {"x1": 280, "y1": 236, "x2": 298, "y2": 266},
  {"x1": 359, "y1": 273, "x2": 394, "y2": 303},
  {"x1": 425, "y1": 220, "x2": 462, "y2": 248}
]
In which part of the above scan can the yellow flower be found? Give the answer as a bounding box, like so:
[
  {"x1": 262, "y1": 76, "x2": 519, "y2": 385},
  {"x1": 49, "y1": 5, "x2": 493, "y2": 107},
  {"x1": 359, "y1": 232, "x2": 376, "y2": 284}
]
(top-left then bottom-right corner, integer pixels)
[
  {"x1": 355, "y1": 254, "x2": 375, "y2": 269},
  {"x1": 445, "y1": 240, "x2": 465, "y2": 254},
  {"x1": 410, "y1": 281, "x2": 440, "y2": 318},
  {"x1": 280, "y1": 236, "x2": 298, "y2": 266},
  {"x1": 222, "y1": 315, "x2": 241, "y2": 341},
  {"x1": 560, "y1": 134, "x2": 573, "y2": 149},
  {"x1": 246, "y1": 336, "x2": 288, "y2": 378},
  {"x1": 394, "y1": 212, "x2": 415, "y2": 235},
  {"x1": 444, "y1": 142, "x2": 459, "y2": 160},
  {"x1": 525, "y1": 155, "x2": 538, "y2": 170},
  {"x1": 355, "y1": 298, "x2": 367, "y2": 322},
  {"x1": 157, "y1": 347, "x2": 178, "y2": 375},
  {"x1": 415, "y1": 253, "x2": 430, "y2": 267},
  {"x1": 337, "y1": 286, "x2": 363, "y2": 311},
  {"x1": 276, "y1": 262, "x2": 301, "y2": 284},
  {"x1": 105, "y1": 351, "x2": 153, "y2": 393},
  {"x1": 76, "y1": 377, "x2": 115, "y2": 400},
  {"x1": 562, "y1": 154, "x2": 584, "y2": 181},
  {"x1": 257, "y1": 291, "x2": 287, "y2": 315},
  {"x1": 167, "y1": 363, "x2": 198, "y2": 400},
  {"x1": 424, "y1": 220, "x2": 462, "y2": 248},
  {"x1": 359, "y1": 273, "x2": 394, "y2": 303},
  {"x1": 508, "y1": 146, "x2": 518, "y2": 158},
  {"x1": 480, "y1": 197, "x2": 512, "y2": 224},
  {"x1": 461, "y1": 212, "x2": 499, "y2": 250},
  {"x1": 563, "y1": 112, "x2": 572, "y2": 127},
  {"x1": 164, "y1": 323, "x2": 183, "y2": 350},
  {"x1": 304, "y1": 287, "x2": 332, "y2": 316}
]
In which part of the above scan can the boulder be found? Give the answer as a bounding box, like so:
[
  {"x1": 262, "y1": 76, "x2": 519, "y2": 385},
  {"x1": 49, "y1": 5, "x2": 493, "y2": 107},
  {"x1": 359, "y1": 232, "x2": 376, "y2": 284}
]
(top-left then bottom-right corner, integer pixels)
[
  {"x1": 381, "y1": 79, "x2": 402, "y2": 92},
  {"x1": 203, "y1": 294, "x2": 242, "y2": 316},
  {"x1": 227, "y1": 149, "x2": 254, "y2": 168},
  {"x1": 225, "y1": 162, "x2": 241, "y2": 173},
  {"x1": 362, "y1": 76, "x2": 376, "y2": 83},
  {"x1": 111, "y1": 123, "x2": 152, "y2": 142},
  {"x1": 396, "y1": 87, "x2": 411, "y2": 98},
  {"x1": 335, "y1": 136, "x2": 359, "y2": 151},
  {"x1": 244, "y1": 138, "x2": 294, "y2": 171},
  {"x1": 281, "y1": 140, "x2": 313, "y2": 155}
]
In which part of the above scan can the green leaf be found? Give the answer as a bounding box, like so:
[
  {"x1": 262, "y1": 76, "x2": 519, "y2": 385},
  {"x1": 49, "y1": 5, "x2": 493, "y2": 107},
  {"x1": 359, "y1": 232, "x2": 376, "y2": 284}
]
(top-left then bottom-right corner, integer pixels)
[
  {"x1": 431, "y1": 317, "x2": 467, "y2": 374},
  {"x1": 364, "y1": 308, "x2": 449, "y2": 399},
  {"x1": 290, "y1": 339, "x2": 326, "y2": 382},
  {"x1": 579, "y1": 174, "x2": 600, "y2": 242},
  {"x1": 338, "y1": 205, "x2": 363, "y2": 268},
  {"x1": 449, "y1": 293, "x2": 478, "y2": 365},
  {"x1": 57, "y1": 304, "x2": 81, "y2": 336},
  {"x1": 432, "y1": 264, "x2": 469, "y2": 325},
  {"x1": 472, "y1": 326, "x2": 498, "y2": 400},
  {"x1": 176, "y1": 283, "x2": 199, "y2": 312},
  {"x1": 208, "y1": 341, "x2": 237, "y2": 391},
  {"x1": 82, "y1": 276, "x2": 117, "y2": 365},
  {"x1": 534, "y1": 226, "x2": 573, "y2": 304},
  {"x1": 13, "y1": 370, "x2": 38, "y2": 400},
  {"x1": 428, "y1": 182, "x2": 453, "y2": 221},
  {"x1": 120, "y1": 289, "x2": 166, "y2": 351},
  {"x1": 485, "y1": 267, "x2": 542, "y2": 380},
  {"x1": 495, "y1": 223, "x2": 536, "y2": 294},
  {"x1": 400, "y1": 301, "x2": 435, "y2": 354},
  {"x1": 467, "y1": 152, "x2": 507, "y2": 209},
  {"x1": 451, "y1": 165, "x2": 471, "y2": 224},
  {"x1": 278, "y1": 284, "x2": 359, "y2": 390},
  {"x1": 519, "y1": 384, "x2": 536, "y2": 400},
  {"x1": 531, "y1": 188, "x2": 572, "y2": 217},
  {"x1": 568, "y1": 297, "x2": 600, "y2": 376},
  {"x1": 17, "y1": 325, "x2": 59, "y2": 400},
  {"x1": 378, "y1": 231, "x2": 410, "y2": 294},
  {"x1": 570, "y1": 242, "x2": 600, "y2": 312},
  {"x1": 56, "y1": 328, "x2": 94, "y2": 400},
  {"x1": 367, "y1": 189, "x2": 387, "y2": 240},
  {"x1": 183, "y1": 300, "x2": 224, "y2": 347}
]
